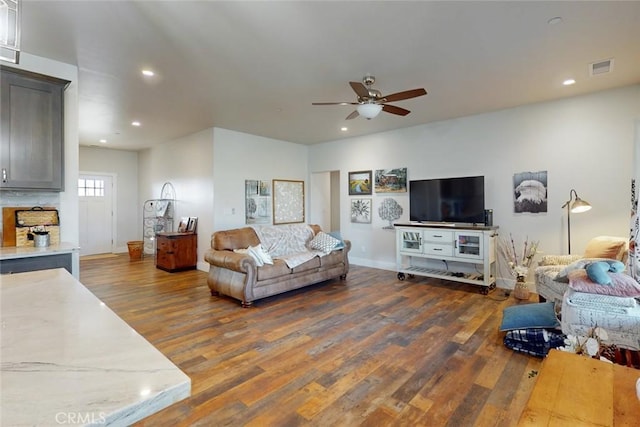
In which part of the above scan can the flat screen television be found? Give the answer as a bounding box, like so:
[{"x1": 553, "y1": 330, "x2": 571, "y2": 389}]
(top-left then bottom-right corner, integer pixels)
[{"x1": 409, "y1": 176, "x2": 485, "y2": 224}]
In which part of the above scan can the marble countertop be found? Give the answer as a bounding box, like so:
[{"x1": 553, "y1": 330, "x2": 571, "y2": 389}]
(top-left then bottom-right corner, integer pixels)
[
  {"x1": 1, "y1": 268, "x2": 191, "y2": 426},
  {"x1": 0, "y1": 242, "x2": 79, "y2": 260}
]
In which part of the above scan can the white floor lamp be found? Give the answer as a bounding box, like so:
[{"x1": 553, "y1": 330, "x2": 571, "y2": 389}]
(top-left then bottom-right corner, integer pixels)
[{"x1": 561, "y1": 189, "x2": 592, "y2": 254}]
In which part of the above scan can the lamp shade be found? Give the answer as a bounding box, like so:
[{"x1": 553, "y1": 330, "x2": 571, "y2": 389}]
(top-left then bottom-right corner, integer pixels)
[
  {"x1": 357, "y1": 103, "x2": 382, "y2": 119},
  {"x1": 570, "y1": 197, "x2": 592, "y2": 213}
]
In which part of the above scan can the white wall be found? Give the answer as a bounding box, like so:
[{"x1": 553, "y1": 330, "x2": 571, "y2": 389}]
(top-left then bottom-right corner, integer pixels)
[
  {"x1": 309, "y1": 85, "x2": 640, "y2": 286},
  {"x1": 211, "y1": 128, "x2": 308, "y2": 232},
  {"x1": 79, "y1": 147, "x2": 139, "y2": 251},
  {"x1": 137, "y1": 127, "x2": 308, "y2": 271},
  {"x1": 138, "y1": 128, "x2": 214, "y2": 270},
  {"x1": 0, "y1": 53, "x2": 79, "y2": 245},
  {"x1": 310, "y1": 172, "x2": 331, "y2": 231}
]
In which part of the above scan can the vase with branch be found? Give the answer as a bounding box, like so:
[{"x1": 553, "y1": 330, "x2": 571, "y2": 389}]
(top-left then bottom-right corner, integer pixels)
[{"x1": 500, "y1": 234, "x2": 539, "y2": 299}]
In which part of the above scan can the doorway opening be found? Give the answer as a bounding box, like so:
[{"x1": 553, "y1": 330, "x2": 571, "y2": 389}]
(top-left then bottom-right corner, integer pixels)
[{"x1": 310, "y1": 170, "x2": 340, "y2": 232}]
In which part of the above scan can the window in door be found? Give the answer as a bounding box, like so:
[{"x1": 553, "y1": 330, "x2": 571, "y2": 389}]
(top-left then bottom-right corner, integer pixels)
[{"x1": 78, "y1": 178, "x2": 105, "y2": 197}]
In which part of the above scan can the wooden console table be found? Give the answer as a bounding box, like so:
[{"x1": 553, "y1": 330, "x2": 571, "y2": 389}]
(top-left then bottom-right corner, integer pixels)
[{"x1": 519, "y1": 349, "x2": 639, "y2": 426}]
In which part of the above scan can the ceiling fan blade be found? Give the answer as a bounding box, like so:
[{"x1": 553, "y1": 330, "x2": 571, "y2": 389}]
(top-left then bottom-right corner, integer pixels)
[
  {"x1": 382, "y1": 88, "x2": 427, "y2": 103},
  {"x1": 312, "y1": 102, "x2": 358, "y2": 106},
  {"x1": 349, "y1": 81, "x2": 370, "y2": 98},
  {"x1": 345, "y1": 110, "x2": 359, "y2": 120},
  {"x1": 382, "y1": 104, "x2": 410, "y2": 116}
]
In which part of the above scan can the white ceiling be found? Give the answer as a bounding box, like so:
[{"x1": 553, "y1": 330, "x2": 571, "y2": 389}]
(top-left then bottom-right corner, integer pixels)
[{"x1": 19, "y1": 1, "x2": 640, "y2": 151}]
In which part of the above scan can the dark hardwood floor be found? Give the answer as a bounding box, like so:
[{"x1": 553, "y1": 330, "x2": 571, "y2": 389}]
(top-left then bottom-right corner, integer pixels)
[{"x1": 79, "y1": 254, "x2": 542, "y2": 426}]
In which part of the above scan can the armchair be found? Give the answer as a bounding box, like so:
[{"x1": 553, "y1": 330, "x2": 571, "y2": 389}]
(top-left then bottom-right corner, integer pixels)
[{"x1": 534, "y1": 236, "x2": 629, "y2": 303}]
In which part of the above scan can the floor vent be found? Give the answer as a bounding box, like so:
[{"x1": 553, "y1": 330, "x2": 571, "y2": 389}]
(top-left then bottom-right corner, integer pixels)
[{"x1": 589, "y1": 58, "x2": 613, "y2": 76}]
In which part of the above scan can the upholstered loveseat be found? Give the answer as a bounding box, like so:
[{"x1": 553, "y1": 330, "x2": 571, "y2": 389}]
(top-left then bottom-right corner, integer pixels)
[
  {"x1": 534, "y1": 236, "x2": 640, "y2": 350},
  {"x1": 534, "y1": 236, "x2": 629, "y2": 303},
  {"x1": 204, "y1": 224, "x2": 350, "y2": 307}
]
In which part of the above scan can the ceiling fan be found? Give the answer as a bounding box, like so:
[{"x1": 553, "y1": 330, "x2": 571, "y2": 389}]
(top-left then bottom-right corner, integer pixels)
[{"x1": 312, "y1": 75, "x2": 427, "y2": 120}]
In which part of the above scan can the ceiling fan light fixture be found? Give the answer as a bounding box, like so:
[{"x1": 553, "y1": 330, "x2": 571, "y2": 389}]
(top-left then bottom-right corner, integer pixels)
[{"x1": 357, "y1": 103, "x2": 382, "y2": 119}]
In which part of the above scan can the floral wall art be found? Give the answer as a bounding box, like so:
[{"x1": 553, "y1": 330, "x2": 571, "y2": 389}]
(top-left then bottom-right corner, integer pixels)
[
  {"x1": 513, "y1": 171, "x2": 548, "y2": 213},
  {"x1": 351, "y1": 198, "x2": 372, "y2": 223}
]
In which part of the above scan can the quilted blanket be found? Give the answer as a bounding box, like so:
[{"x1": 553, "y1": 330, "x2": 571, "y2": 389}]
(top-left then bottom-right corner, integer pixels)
[
  {"x1": 504, "y1": 329, "x2": 566, "y2": 358},
  {"x1": 252, "y1": 224, "x2": 323, "y2": 268}
]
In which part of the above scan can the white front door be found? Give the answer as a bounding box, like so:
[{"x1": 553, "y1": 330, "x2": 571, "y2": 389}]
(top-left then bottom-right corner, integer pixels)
[{"x1": 78, "y1": 174, "x2": 114, "y2": 256}]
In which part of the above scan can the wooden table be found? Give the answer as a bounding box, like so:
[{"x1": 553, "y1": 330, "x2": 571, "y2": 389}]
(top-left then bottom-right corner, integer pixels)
[{"x1": 519, "y1": 349, "x2": 640, "y2": 426}]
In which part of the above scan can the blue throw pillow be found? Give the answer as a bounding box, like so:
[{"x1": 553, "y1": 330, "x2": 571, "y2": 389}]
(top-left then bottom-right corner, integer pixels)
[
  {"x1": 499, "y1": 302, "x2": 560, "y2": 332},
  {"x1": 586, "y1": 261, "x2": 613, "y2": 285},
  {"x1": 585, "y1": 260, "x2": 626, "y2": 285},
  {"x1": 607, "y1": 260, "x2": 625, "y2": 273},
  {"x1": 328, "y1": 231, "x2": 345, "y2": 250}
]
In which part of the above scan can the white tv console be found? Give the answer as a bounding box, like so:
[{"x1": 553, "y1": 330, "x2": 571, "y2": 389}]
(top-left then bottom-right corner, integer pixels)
[{"x1": 395, "y1": 223, "x2": 499, "y2": 294}]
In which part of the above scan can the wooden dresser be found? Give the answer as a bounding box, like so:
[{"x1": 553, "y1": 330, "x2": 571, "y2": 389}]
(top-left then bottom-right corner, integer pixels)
[{"x1": 155, "y1": 232, "x2": 197, "y2": 272}]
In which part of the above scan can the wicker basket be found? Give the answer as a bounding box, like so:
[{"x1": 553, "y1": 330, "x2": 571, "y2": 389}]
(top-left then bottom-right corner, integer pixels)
[
  {"x1": 15, "y1": 207, "x2": 60, "y2": 247},
  {"x1": 127, "y1": 241, "x2": 144, "y2": 260}
]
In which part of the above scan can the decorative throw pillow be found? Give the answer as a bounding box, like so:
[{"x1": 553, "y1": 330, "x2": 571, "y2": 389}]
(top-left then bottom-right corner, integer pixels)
[
  {"x1": 555, "y1": 258, "x2": 608, "y2": 283},
  {"x1": 585, "y1": 261, "x2": 614, "y2": 285},
  {"x1": 568, "y1": 269, "x2": 640, "y2": 297},
  {"x1": 499, "y1": 302, "x2": 560, "y2": 332},
  {"x1": 328, "y1": 231, "x2": 345, "y2": 250},
  {"x1": 309, "y1": 231, "x2": 341, "y2": 253},
  {"x1": 584, "y1": 260, "x2": 626, "y2": 285},
  {"x1": 583, "y1": 236, "x2": 627, "y2": 260}
]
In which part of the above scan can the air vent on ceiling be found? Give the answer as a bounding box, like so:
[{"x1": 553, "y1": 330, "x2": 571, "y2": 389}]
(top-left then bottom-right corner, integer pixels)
[{"x1": 589, "y1": 58, "x2": 614, "y2": 76}]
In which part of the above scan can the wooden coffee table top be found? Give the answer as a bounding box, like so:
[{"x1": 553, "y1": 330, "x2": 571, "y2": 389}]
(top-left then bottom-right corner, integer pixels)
[{"x1": 519, "y1": 349, "x2": 640, "y2": 426}]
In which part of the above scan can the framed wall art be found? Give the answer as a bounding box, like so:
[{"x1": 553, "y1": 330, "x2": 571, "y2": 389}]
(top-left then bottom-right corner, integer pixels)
[
  {"x1": 245, "y1": 179, "x2": 272, "y2": 224},
  {"x1": 513, "y1": 171, "x2": 548, "y2": 214},
  {"x1": 374, "y1": 168, "x2": 407, "y2": 193},
  {"x1": 273, "y1": 179, "x2": 305, "y2": 224},
  {"x1": 351, "y1": 198, "x2": 372, "y2": 224},
  {"x1": 348, "y1": 170, "x2": 372, "y2": 195}
]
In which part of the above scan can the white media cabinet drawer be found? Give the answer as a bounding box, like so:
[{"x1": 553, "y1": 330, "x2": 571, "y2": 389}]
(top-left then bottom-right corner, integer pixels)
[
  {"x1": 423, "y1": 230, "x2": 453, "y2": 243},
  {"x1": 423, "y1": 243, "x2": 454, "y2": 257}
]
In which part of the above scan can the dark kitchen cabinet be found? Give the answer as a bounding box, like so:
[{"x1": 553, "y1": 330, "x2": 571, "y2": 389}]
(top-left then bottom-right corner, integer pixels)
[{"x1": 0, "y1": 66, "x2": 70, "y2": 191}]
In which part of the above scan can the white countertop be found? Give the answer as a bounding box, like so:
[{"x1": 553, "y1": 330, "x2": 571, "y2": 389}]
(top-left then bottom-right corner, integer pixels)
[
  {"x1": 0, "y1": 269, "x2": 191, "y2": 426},
  {"x1": 0, "y1": 242, "x2": 79, "y2": 260}
]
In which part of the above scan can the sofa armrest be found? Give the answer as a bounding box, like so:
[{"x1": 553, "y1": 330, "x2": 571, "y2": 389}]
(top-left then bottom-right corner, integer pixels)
[
  {"x1": 538, "y1": 254, "x2": 583, "y2": 266},
  {"x1": 342, "y1": 239, "x2": 352, "y2": 253},
  {"x1": 204, "y1": 249, "x2": 257, "y2": 273}
]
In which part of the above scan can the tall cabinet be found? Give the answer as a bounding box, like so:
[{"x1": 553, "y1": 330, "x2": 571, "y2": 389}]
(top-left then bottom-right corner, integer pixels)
[
  {"x1": 0, "y1": 66, "x2": 70, "y2": 191},
  {"x1": 395, "y1": 223, "x2": 498, "y2": 294}
]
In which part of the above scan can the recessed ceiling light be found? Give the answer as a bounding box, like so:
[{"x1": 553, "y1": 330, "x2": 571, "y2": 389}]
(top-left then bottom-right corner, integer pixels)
[
  {"x1": 340, "y1": 127, "x2": 348, "y2": 131},
  {"x1": 131, "y1": 121, "x2": 141, "y2": 126},
  {"x1": 547, "y1": 16, "x2": 563, "y2": 25},
  {"x1": 563, "y1": 79, "x2": 576, "y2": 86},
  {"x1": 141, "y1": 69, "x2": 155, "y2": 77},
  {"x1": 99, "y1": 139, "x2": 107, "y2": 143}
]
